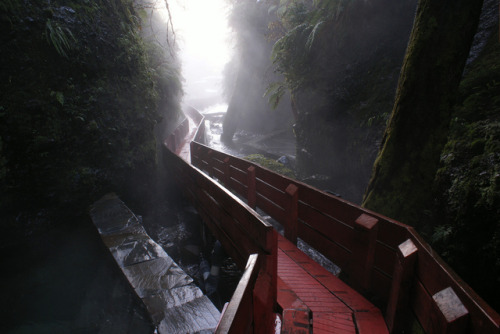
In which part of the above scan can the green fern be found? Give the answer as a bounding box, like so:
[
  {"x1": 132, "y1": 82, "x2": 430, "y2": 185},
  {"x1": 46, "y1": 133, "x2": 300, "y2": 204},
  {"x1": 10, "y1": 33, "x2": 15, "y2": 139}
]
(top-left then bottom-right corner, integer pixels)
[
  {"x1": 264, "y1": 82, "x2": 286, "y2": 110},
  {"x1": 0, "y1": 0, "x2": 18, "y2": 12},
  {"x1": 45, "y1": 19, "x2": 76, "y2": 58}
]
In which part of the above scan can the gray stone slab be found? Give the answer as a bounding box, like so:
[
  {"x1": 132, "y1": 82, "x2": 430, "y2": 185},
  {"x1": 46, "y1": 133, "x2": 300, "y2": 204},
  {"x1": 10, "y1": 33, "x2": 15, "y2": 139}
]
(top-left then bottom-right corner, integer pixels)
[
  {"x1": 110, "y1": 238, "x2": 169, "y2": 267},
  {"x1": 158, "y1": 296, "x2": 221, "y2": 334},
  {"x1": 100, "y1": 224, "x2": 150, "y2": 249},
  {"x1": 122, "y1": 257, "x2": 194, "y2": 297},
  {"x1": 90, "y1": 194, "x2": 221, "y2": 333}
]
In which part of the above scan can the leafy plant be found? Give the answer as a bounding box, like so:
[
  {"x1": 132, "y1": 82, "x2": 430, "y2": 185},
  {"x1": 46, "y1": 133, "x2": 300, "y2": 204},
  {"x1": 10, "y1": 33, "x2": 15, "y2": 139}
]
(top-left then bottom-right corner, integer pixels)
[
  {"x1": 45, "y1": 19, "x2": 76, "y2": 58},
  {"x1": 266, "y1": 0, "x2": 351, "y2": 108}
]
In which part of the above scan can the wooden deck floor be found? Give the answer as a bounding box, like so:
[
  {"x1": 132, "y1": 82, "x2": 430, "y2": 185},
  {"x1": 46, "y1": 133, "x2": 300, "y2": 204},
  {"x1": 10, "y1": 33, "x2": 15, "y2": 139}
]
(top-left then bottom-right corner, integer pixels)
[{"x1": 277, "y1": 234, "x2": 388, "y2": 333}]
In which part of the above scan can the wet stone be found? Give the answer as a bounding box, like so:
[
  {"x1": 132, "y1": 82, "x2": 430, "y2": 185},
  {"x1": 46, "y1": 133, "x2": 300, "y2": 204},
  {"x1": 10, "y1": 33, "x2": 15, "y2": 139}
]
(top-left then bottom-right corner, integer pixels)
[
  {"x1": 100, "y1": 224, "x2": 150, "y2": 249},
  {"x1": 111, "y1": 238, "x2": 168, "y2": 267},
  {"x1": 158, "y1": 297, "x2": 221, "y2": 334},
  {"x1": 90, "y1": 194, "x2": 220, "y2": 333},
  {"x1": 122, "y1": 257, "x2": 194, "y2": 296}
]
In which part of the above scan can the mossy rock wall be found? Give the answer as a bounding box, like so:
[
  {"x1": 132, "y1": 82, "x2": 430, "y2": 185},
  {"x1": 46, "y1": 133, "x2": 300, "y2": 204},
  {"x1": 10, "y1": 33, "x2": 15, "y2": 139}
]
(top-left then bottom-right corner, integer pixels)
[
  {"x1": 432, "y1": 30, "x2": 500, "y2": 311},
  {"x1": 0, "y1": 0, "x2": 181, "y2": 237}
]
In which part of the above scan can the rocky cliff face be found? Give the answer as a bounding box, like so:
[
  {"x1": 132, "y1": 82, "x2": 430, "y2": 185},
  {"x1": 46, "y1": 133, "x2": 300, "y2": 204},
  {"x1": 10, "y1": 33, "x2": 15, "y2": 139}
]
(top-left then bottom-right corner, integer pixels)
[
  {"x1": 431, "y1": 1, "x2": 500, "y2": 310},
  {"x1": 0, "y1": 0, "x2": 181, "y2": 241}
]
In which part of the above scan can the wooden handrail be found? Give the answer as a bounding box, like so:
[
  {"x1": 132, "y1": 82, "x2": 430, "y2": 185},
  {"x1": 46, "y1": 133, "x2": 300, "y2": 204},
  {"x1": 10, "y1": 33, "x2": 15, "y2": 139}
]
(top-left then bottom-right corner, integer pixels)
[
  {"x1": 215, "y1": 254, "x2": 260, "y2": 333},
  {"x1": 190, "y1": 140, "x2": 500, "y2": 333}
]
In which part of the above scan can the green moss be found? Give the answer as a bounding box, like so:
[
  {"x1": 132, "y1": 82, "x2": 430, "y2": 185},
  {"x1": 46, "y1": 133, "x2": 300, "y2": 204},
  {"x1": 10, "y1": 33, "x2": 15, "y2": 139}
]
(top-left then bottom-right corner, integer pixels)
[
  {"x1": 244, "y1": 154, "x2": 295, "y2": 179},
  {"x1": 431, "y1": 31, "x2": 500, "y2": 310}
]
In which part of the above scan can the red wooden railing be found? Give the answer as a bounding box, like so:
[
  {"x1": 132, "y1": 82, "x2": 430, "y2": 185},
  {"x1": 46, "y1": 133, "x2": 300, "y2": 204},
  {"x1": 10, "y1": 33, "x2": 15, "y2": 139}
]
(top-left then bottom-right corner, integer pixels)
[
  {"x1": 163, "y1": 121, "x2": 277, "y2": 332},
  {"x1": 190, "y1": 140, "x2": 500, "y2": 334},
  {"x1": 164, "y1": 107, "x2": 500, "y2": 333}
]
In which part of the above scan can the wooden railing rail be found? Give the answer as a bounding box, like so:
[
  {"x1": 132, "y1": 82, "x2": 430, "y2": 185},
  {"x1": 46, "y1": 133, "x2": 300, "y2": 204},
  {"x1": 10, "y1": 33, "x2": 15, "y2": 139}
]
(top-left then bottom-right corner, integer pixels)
[
  {"x1": 185, "y1": 105, "x2": 206, "y2": 144},
  {"x1": 216, "y1": 254, "x2": 260, "y2": 333},
  {"x1": 190, "y1": 140, "x2": 500, "y2": 334},
  {"x1": 165, "y1": 117, "x2": 190, "y2": 153}
]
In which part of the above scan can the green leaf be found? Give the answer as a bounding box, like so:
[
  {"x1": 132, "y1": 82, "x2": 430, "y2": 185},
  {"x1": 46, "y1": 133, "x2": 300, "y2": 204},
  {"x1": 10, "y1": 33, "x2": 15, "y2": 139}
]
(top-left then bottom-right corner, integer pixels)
[{"x1": 50, "y1": 91, "x2": 65, "y2": 106}]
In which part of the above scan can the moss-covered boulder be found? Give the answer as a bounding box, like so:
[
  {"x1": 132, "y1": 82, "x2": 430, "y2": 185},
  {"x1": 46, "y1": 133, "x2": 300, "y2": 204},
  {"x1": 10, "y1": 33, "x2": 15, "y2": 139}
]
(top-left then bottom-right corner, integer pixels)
[{"x1": 245, "y1": 154, "x2": 295, "y2": 178}]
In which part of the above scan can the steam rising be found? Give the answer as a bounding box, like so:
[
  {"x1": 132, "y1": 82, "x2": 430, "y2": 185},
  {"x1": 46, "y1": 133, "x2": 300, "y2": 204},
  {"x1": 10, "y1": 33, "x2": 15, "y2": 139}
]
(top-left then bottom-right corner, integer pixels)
[{"x1": 169, "y1": 0, "x2": 233, "y2": 105}]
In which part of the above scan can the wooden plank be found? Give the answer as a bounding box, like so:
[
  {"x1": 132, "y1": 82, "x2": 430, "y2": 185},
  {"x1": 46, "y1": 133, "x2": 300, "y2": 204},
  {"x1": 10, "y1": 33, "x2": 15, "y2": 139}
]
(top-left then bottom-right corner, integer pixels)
[
  {"x1": 370, "y1": 268, "x2": 392, "y2": 306},
  {"x1": 229, "y1": 165, "x2": 247, "y2": 185},
  {"x1": 282, "y1": 309, "x2": 311, "y2": 334},
  {"x1": 256, "y1": 193, "x2": 286, "y2": 223},
  {"x1": 228, "y1": 177, "x2": 247, "y2": 199},
  {"x1": 256, "y1": 178, "x2": 286, "y2": 209},
  {"x1": 228, "y1": 155, "x2": 254, "y2": 172},
  {"x1": 193, "y1": 171, "x2": 272, "y2": 253},
  {"x1": 216, "y1": 254, "x2": 259, "y2": 334},
  {"x1": 355, "y1": 310, "x2": 389, "y2": 334},
  {"x1": 299, "y1": 186, "x2": 362, "y2": 228},
  {"x1": 298, "y1": 201, "x2": 353, "y2": 252},
  {"x1": 372, "y1": 241, "x2": 397, "y2": 279},
  {"x1": 314, "y1": 312, "x2": 356, "y2": 334},
  {"x1": 190, "y1": 189, "x2": 248, "y2": 268},
  {"x1": 277, "y1": 277, "x2": 308, "y2": 311},
  {"x1": 278, "y1": 275, "x2": 311, "y2": 333},
  {"x1": 209, "y1": 155, "x2": 225, "y2": 172},
  {"x1": 375, "y1": 219, "x2": 410, "y2": 249},
  {"x1": 223, "y1": 157, "x2": 231, "y2": 187},
  {"x1": 212, "y1": 168, "x2": 224, "y2": 182},
  {"x1": 278, "y1": 235, "x2": 376, "y2": 312},
  {"x1": 196, "y1": 188, "x2": 260, "y2": 259},
  {"x1": 255, "y1": 166, "x2": 292, "y2": 192},
  {"x1": 247, "y1": 166, "x2": 256, "y2": 209},
  {"x1": 297, "y1": 222, "x2": 351, "y2": 270}
]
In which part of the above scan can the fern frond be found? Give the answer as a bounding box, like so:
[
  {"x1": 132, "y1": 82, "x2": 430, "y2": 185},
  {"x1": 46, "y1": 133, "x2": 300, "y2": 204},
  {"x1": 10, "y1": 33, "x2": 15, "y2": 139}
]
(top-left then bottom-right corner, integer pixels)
[
  {"x1": 305, "y1": 20, "x2": 324, "y2": 51},
  {"x1": 45, "y1": 19, "x2": 76, "y2": 58},
  {"x1": 264, "y1": 81, "x2": 286, "y2": 110}
]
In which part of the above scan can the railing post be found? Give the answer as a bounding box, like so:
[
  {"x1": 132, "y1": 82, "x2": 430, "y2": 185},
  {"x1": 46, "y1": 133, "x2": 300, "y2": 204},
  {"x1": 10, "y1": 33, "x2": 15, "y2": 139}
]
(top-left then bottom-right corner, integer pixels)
[
  {"x1": 223, "y1": 157, "x2": 231, "y2": 188},
  {"x1": 432, "y1": 287, "x2": 469, "y2": 334},
  {"x1": 351, "y1": 213, "x2": 379, "y2": 291},
  {"x1": 247, "y1": 166, "x2": 256, "y2": 209},
  {"x1": 189, "y1": 141, "x2": 196, "y2": 163},
  {"x1": 285, "y1": 184, "x2": 299, "y2": 245},
  {"x1": 385, "y1": 238, "x2": 418, "y2": 333},
  {"x1": 253, "y1": 229, "x2": 278, "y2": 334}
]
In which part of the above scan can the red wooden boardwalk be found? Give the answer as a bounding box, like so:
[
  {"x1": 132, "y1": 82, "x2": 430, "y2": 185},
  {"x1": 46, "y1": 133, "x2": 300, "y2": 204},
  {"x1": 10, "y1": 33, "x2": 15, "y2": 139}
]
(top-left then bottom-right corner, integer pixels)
[
  {"x1": 277, "y1": 234, "x2": 388, "y2": 333},
  {"x1": 168, "y1": 107, "x2": 389, "y2": 332},
  {"x1": 166, "y1": 106, "x2": 500, "y2": 333}
]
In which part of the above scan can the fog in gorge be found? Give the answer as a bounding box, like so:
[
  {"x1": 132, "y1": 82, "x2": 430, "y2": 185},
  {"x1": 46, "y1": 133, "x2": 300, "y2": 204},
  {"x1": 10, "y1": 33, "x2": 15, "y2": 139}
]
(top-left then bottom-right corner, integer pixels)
[{"x1": 169, "y1": 0, "x2": 232, "y2": 109}]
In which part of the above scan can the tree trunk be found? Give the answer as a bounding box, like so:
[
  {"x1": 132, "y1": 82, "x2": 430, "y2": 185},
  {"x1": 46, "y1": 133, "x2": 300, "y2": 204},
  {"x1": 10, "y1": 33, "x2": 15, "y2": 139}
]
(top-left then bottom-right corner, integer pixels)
[{"x1": 362, "y1": 0, "x2": 484, "y2": 231}]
